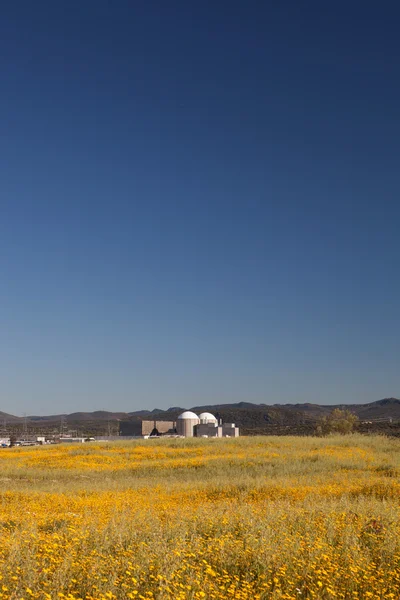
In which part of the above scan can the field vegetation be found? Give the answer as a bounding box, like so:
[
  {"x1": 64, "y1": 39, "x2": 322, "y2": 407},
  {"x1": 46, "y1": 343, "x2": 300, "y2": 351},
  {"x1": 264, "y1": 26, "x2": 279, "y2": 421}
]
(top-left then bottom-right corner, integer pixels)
[{"x1": 0, "y1": 435, "x2": 399, "y2": 599}]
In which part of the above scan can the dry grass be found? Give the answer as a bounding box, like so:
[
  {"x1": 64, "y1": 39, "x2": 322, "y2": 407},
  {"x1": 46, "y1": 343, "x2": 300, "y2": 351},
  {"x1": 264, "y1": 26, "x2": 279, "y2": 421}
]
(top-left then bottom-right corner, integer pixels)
[{"x1": 0, "y1": 434, "x2": 399, "y2": 599}]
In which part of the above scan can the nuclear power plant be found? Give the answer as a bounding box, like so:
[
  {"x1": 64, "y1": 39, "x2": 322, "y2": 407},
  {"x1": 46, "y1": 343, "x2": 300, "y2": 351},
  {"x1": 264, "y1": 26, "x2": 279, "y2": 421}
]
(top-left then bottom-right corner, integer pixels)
[
  {"x1": 119, "y1": 411, "x2": 239, "y2": 438},
  {"x1": 176, "y1": 411, "x2": 239, "y2": 437}
]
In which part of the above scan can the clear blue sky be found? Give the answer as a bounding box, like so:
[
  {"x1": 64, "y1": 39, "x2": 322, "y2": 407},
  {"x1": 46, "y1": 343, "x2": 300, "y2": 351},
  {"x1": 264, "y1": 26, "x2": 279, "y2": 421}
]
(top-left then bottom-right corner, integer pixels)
[{"x1": 1, "y1": 1, "x2": 399, "y2": 415}]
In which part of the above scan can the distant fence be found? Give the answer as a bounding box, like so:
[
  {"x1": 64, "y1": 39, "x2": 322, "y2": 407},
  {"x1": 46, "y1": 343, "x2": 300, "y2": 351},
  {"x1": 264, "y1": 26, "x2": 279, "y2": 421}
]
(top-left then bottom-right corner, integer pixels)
[{"x1": 360, "y1": 417, "x2": 395, "y2": 424}]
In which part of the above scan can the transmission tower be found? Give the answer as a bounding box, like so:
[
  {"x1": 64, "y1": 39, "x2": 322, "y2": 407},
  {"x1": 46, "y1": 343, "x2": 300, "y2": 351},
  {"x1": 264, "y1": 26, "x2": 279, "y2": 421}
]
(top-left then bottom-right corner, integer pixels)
[
  {"x1": 22, "y1": 414, "x2": 28, "y2": 438},
  {"x1": 60, "y1": 415, "x2": 68, "y2": 437}
]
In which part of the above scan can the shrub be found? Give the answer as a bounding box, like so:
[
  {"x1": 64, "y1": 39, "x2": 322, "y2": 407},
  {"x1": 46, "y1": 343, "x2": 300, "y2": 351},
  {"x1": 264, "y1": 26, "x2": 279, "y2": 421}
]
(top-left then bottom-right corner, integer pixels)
[{"x1": 317, "y1": 408, "x2": 359, "y2": 435}]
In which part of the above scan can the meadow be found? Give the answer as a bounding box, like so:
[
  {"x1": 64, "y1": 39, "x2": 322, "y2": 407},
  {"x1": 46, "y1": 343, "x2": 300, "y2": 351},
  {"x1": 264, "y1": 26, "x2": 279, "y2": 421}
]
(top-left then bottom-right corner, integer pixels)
[{"x1": 0, "y1": 435, "x2": 399, "y2": 599}]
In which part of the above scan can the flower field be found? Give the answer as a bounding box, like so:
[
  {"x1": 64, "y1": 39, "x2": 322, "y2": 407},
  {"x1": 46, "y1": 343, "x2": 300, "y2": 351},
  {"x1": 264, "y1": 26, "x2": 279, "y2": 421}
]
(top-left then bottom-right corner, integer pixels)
[{"x1": 0, "y1": 435, "x2": 399, "y2": 599}]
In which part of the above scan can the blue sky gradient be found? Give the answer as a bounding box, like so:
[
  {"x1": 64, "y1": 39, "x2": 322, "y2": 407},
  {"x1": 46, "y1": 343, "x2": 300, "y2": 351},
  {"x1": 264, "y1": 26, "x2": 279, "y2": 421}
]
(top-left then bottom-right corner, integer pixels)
[{"x1": 1, "y1": 1, "x2": 399, "y2": 414}]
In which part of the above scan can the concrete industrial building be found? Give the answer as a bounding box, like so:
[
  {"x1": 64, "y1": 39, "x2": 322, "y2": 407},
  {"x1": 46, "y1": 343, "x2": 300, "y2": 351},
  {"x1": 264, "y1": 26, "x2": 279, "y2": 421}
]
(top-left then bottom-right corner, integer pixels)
[
  {"x1": 195, "y1": 412, "x2": 239, "y2": 438},
  {"x1": 196, "y1": 412, "x2": 219, "y2": 437},
  {"x1": 176, "y1": 411, "x2": 200, "y2": 437},
  {"x1": 119, "y1": 411, "x2": 239, "y2": 438},
  {"x1": 119, "y1": 419, "x2": 176, "y2": 437}
]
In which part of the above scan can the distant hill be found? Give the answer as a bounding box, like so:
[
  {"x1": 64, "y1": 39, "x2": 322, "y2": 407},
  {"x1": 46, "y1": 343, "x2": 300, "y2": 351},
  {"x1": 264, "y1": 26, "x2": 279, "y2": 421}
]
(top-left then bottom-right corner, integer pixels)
[
  {"x1": 128, "y1": 408, "x2": 165, "y2": 417},
  {"x1": 1, "y1": 398, "x2": 399, "y2": 435},
  {"x1": 119, "y1": 399, "x2": 400, "y2": 435},
  {"x1": 67, "y1": 411, "x2": 131, "y2": 421},
  {"x1": 273, "y1": 398, "x2": 400, "y2": 420},
  {"x1": 350, "y1": 398, "x2": 400, "y2": 420},
  {"x1": 27, "y1": 411, "x2": 130, "y2": 423},
  {"x1": 0, "y1": 411, "x2": 22, "y2": 423}
]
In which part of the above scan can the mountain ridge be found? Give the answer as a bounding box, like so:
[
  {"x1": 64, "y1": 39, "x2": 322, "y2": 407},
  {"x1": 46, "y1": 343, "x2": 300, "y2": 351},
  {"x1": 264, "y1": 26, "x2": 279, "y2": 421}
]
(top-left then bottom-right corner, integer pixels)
[{"x1": 1, "y1": 398, "x2": 398, "y2": 422}]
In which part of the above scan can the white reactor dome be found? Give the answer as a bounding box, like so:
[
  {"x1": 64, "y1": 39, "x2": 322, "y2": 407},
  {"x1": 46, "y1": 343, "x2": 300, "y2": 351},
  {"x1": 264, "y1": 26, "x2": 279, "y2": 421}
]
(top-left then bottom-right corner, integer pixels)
[
  {"x1": 177, "y1": 411, "x2": 199, "y2": 420},
  {"x1": 199, "y1": 412, "x2": 217, "y2": 423}
]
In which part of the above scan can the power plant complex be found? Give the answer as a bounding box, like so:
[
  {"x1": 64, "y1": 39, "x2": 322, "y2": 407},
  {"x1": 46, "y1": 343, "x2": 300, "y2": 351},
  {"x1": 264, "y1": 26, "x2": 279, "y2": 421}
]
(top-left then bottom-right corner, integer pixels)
[
  {"x1": 177, "y1": 411, "x2": 239, "y2": 437},
  {"x1": 119, "y1": 411, "x2": 239, "y2": 438}
]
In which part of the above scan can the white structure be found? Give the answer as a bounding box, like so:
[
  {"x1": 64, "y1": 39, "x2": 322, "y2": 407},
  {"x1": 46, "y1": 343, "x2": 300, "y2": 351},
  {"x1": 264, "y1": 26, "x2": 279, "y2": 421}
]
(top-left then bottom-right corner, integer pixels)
[
  {"x1": 177, "y1": 411, "x2": 239, "y2": 438},
  {"x1": 196, "y1": 412, "x2": 219, "y2": 437},
  {"x1": 220, "y1": 423, "x2": 239, "y2": 437},
  {"x1": 176, "y1": 411, "x2": 200, "y2": 437},
  {"x1": 199, "y1": 412, "x2": 218, "y2": 424},
  {"x1": 198, "y1": 412, "x2": 240, "y2": 438}
]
